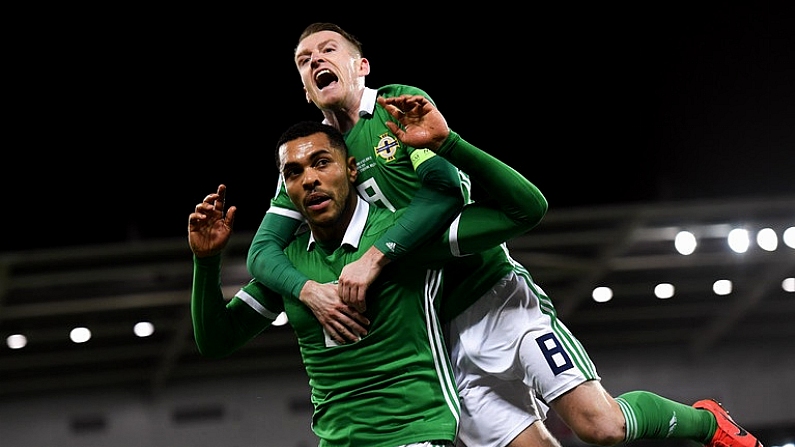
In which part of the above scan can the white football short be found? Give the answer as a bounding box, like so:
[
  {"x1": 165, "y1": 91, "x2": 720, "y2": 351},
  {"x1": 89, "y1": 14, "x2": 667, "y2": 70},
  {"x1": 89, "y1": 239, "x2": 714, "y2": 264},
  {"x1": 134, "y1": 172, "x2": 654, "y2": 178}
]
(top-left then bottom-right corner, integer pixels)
[
  {"x1": 448, "y1": 270, "x2": 600, "y2": 447},
  {"x1": 399, "y1": 442, "x2": 454, "y2": 447}
]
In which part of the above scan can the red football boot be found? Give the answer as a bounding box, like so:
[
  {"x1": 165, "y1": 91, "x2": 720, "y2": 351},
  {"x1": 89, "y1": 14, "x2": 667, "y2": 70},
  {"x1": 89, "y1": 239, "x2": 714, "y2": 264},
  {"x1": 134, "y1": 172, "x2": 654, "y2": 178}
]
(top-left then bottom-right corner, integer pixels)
[{"x1": 693, "y1": 399, "x2": 762, "y2": 447}]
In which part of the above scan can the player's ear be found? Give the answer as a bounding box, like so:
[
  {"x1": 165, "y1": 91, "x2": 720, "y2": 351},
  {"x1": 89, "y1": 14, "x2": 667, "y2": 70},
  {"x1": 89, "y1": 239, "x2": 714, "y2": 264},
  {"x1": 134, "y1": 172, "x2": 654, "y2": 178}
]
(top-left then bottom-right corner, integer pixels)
[
  {"x1": 358, "y1": 57, "x2": 370, "y2": 77},
  {"x1": 347, "y1": 157, "x2": 358, "y2": 182}
]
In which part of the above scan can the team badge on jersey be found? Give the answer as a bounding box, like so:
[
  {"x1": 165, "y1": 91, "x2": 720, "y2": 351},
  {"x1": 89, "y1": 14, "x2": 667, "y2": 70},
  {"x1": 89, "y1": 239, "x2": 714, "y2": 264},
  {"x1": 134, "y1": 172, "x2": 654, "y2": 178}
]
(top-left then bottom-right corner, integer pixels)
[{"x1": 374, "y1": 132, "x2": 399, "y2": 162}]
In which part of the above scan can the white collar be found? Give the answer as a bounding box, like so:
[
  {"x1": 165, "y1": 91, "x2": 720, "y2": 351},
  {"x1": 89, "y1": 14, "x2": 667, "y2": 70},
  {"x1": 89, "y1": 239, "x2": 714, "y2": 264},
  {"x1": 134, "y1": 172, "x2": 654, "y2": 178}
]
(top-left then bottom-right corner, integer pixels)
[
  {"x1": 358, "y1": 87, "x2": 378, "y2": 117},
  {"x1": 307, "y1": 196, "x2": 370, "y2": 251},
  {"x1": 321, "y1": 87, "x2": 378, "y2": 126}
]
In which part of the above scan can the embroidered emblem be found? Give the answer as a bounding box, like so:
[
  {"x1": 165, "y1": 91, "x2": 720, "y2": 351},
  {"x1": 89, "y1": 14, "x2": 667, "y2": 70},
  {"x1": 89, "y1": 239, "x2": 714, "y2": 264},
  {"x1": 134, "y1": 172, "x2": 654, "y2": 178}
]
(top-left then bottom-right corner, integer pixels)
[{"x1": 374, "y1": 133, "x2": 399, "y2": 162}]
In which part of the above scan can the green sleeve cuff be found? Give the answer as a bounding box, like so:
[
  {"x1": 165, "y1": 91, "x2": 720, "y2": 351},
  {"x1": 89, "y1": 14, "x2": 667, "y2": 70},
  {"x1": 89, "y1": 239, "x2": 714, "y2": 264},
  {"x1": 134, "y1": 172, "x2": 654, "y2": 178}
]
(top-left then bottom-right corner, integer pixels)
[
  {"x1": 435, "y1": 130, "x2": 461, "y2": 157},
  {"x1": 194, "y1": 253, "x2": 223, "y2": 268}
]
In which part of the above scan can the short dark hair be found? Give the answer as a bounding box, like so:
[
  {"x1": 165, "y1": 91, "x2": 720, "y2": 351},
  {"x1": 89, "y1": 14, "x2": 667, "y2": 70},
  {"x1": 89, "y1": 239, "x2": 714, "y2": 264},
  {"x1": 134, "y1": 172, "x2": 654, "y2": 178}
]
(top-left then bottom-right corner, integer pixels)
[
  {"x1": 297, "y1": 22, "x2": 363, "y2": 56},
  {"x1": 275, "y1": 121, "x2": 348, "y2": 167}
]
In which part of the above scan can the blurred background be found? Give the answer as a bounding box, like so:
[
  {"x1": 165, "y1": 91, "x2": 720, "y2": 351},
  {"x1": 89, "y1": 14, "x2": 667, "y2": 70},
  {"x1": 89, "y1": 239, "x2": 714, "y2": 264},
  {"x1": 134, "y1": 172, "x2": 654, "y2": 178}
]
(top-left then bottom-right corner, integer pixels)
[{"x1": 2, "y1": 3, "x2": 794, "y2": 446}]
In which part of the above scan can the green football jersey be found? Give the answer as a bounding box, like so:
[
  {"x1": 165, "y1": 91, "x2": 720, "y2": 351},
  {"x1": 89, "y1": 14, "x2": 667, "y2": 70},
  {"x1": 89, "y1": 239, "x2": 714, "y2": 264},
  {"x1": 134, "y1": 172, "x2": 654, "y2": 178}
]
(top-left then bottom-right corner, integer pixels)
[
  {"x1": 261, "y1": 84, "x2": 513, "y2": 321},
  {"x1": 261, "y1": 201, "x2": 459, "y2": 446},
  {"x1": 195, "y1": 128, "x2": 548, "y2": 445}
]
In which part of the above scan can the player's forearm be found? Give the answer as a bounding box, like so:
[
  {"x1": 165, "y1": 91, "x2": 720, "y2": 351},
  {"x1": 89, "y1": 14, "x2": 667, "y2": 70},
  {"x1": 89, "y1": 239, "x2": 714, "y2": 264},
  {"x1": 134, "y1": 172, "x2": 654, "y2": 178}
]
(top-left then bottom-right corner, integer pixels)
[
  {"x1": 437, "y1": 131, "x2": 548, "y2": 226},
  {"x1": 191, "y1": 255, "x2": 246, "y2": 358},
  {"x1": 247, "y1": 212, "x2": 310, "y2": 300},
  {"x1": 374, "y1": 157, "x2": 464, "y2": 259},
  {"x1": 359, "y1": 245, "x2": 392, "y2": 270}
]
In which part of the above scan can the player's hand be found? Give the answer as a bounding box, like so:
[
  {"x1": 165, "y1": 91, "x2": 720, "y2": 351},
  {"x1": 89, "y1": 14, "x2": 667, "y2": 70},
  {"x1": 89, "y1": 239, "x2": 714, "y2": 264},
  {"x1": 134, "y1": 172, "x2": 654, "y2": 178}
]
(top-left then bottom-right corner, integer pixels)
[
  {"x1": 188, "y1": 184, "x2": 236, "y2": 258},
  {"x1": 378, "y1": 95, "x2": 450, "y2": 151},
  {"x1": 300, "y1": 281, "x2": 369, "y2": 344},
  {"x1": 337, "y1": 246, "x2": 390, "y2": 313}
]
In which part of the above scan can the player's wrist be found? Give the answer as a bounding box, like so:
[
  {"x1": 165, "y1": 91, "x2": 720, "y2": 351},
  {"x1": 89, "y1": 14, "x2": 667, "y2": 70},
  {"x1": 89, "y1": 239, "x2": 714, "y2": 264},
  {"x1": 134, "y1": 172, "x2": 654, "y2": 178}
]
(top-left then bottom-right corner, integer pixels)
[{"x1": 435, "y1": 130, "x2": 461, "y2": 156}]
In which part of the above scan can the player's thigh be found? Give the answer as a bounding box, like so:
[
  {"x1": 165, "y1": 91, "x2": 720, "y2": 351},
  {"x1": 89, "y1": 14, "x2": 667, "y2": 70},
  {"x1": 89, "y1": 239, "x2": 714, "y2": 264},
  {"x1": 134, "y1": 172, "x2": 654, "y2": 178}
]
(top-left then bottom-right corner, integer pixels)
[
  {"x1": 457, "y1": 374, "x2": 544, "y2": 447},
  {"x1": 507, "y1": 420, "x2": 562, "y2": 447},
  {"x1": 456, "y1": 419, "x2": 560, "y2": 447}
]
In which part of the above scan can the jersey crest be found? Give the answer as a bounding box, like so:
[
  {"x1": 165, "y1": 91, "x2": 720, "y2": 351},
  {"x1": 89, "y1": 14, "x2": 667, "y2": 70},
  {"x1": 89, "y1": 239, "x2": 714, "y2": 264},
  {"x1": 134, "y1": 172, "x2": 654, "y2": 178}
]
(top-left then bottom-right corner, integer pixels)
[{"x1": 374, "y1": 132, "x2": 399, "y2": 162}]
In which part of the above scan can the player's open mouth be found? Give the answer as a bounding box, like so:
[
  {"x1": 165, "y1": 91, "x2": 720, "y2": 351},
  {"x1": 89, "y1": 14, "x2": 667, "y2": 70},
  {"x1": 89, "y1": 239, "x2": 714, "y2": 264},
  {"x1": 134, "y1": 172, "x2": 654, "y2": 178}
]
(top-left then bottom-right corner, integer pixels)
[
  {"x1": 305, "y1": 193, "x2": 330, "y2": 210},
  {"x1": 315, "y1": 69, "x2": 337, "y2": 90}
]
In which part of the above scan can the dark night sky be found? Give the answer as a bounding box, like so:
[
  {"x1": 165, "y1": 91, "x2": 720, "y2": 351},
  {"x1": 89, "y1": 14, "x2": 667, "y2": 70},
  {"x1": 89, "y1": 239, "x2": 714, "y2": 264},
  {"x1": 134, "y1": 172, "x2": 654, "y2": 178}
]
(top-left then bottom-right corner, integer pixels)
[{"x1": 5, "y1": 4, "x2": 794, "y2": 252}]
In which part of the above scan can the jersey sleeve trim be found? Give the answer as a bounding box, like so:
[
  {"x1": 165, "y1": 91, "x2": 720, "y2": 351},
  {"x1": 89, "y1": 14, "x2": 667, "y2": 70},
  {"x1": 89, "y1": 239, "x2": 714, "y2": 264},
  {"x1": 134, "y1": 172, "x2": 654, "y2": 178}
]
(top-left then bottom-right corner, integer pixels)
[
  {"x1": 266, "y1": 205, "x2": 305, "y2": 222},
  {"x1": 235, "y1": 288, "x2": 280, "y2": 320},
  {"x1": 448, "y1": 213, "x2": 463, "y2": 257}
]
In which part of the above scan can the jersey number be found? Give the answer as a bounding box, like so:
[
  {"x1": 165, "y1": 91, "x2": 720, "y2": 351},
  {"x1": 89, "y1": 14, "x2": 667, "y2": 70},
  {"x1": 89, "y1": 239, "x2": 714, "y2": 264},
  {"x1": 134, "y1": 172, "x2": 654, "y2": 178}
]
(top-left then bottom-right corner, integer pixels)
[
  {"x1": 356, "y1": 178, "x2": 396, "y2": 212},
  {"x1": 535, "y1": 332, "x2": 574, "y2": 375}
]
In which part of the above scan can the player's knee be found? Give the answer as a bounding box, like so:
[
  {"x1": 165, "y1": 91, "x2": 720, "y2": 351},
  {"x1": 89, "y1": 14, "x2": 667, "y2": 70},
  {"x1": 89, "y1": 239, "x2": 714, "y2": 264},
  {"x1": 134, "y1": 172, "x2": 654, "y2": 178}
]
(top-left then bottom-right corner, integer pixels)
[
  {"x1": 552, "y1": 382, "x2": 626, "y2": 446},
  {"x1": 508, "y1": 420, "x2": 562, "y2": 447},
  {"x1": 576, "y1": 429, "x2": 624, "y2": 446},
  {"x1": 570, "y1": 417, "x2": 625, "y2": 446},
  {"x1": 557, "y1": 400, "x2": 626, "y2": 445}
]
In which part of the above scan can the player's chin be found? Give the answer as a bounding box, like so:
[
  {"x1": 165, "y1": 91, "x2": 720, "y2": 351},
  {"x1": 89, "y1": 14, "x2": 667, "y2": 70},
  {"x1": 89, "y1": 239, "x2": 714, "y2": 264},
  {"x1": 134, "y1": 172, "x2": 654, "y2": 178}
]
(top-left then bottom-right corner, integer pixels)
[{"x1": 305, "y1": 212, "x2": 335, "y2": 228}]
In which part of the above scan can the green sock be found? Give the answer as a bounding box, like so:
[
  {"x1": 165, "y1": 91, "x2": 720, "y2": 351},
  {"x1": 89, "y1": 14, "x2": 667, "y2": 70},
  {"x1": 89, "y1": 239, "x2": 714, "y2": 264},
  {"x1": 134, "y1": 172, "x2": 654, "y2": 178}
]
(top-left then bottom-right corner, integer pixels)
[{"x1": 616, "y1": 391, "x2": 717, "y2": 443}]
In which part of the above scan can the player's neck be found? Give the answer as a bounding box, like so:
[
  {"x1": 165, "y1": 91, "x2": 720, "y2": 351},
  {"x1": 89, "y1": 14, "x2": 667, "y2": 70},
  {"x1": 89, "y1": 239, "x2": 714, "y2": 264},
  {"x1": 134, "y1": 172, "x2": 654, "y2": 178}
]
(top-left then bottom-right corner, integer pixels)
[{"x1": 321, "y1": 89, "x2": 364, "y2": 133}]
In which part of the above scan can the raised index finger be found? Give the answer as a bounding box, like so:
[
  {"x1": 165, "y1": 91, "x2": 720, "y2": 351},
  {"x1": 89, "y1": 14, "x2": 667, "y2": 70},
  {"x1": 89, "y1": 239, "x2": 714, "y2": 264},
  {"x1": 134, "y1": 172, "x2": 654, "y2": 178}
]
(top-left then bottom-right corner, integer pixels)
[{"x1": 215, "y1": 184, "x2": 227, "y2": 211}]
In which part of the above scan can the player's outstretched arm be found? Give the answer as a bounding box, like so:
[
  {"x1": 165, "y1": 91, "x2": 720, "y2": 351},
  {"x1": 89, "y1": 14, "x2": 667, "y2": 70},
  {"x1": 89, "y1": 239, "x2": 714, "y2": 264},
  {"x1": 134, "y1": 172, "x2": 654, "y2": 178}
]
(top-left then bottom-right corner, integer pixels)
[
  {"x1": 189, "y1": 185, "x2": 270, "y2": 358},
  {"x1": 188, "y1": 184, "x2": 236, "y2": 258},
  {"x1": 379, "y1": 94, "x2": 549, "y2": 259}
]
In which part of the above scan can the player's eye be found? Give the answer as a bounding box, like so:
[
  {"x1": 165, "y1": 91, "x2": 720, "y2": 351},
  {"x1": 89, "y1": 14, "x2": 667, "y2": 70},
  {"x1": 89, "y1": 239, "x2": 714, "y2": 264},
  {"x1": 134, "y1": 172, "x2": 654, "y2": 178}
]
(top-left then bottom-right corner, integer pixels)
[{"x1": 283, "y1": 167, "x2": 301, "y2": 178}]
